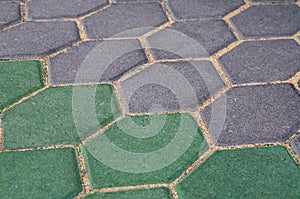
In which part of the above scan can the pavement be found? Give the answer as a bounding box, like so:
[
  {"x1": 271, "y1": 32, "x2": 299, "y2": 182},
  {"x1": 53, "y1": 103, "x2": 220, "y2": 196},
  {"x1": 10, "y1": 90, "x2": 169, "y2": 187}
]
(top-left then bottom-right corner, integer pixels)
[{"x1": 0, "y1": 0, "x2": 300, "y2": 198}]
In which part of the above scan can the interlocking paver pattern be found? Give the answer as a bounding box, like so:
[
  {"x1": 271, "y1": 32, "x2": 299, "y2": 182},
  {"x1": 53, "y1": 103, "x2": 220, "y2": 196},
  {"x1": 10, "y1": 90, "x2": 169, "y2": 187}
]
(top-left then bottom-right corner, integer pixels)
[
  {"x1": 0, "y1": 0, "x2": 300, "y2": 198},
  {"x1": 27, "y1": 0, "x2": 107, "y2": 19},
  {"x1": 218, "y1": 40, "x2": 300, "y2": 84},
  {"x1": 230, "y1": 5, "x2": 300, "y2": 38},
  {"x1": 201, "y1": 84, "x2": 300, "y2": 146},
  {"x1": 0, "y1": 3, "x2": 21, "y2": 29},
  {"x1": 0, "y1": 22, "x2": 80, "y2": 58}
]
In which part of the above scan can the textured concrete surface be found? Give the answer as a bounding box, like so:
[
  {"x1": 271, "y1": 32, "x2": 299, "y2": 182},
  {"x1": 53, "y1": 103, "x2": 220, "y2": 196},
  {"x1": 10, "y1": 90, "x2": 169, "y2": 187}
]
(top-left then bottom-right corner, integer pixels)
[
  {"x1": 0, "y1": 3, "x2": 21, "y2": 29},
  {"x1": 291, "y1": 135, "x2": 300, "y2": 158}
]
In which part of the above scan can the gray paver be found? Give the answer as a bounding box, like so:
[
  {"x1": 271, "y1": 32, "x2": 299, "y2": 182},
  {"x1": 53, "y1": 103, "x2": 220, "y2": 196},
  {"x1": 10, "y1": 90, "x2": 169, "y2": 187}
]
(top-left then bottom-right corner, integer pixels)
[
  {"x1": 0, "y1": 21, "x2": 80, "y2": 59},
  {"x1": 0, "y1": 3, "x2": 21, "y2": 29},
  {"x1": 119, "y1": 61, "x2": 225, "y2": 113},
  {"x1": 83, "y1": 3, "x2": 168, "y2": 39},
  {"x1": 201, "y1": 84, "x2": 300, "y2": 146},
  {"x1": 230, "y1": 5, "x2": 300, "y2": 38},
  {"x1": 218, "y1": 40, "x2": 300, "y2": 84},
  {"x1": 27, "y1": 0, "x2": 107, "y2": 20},
  {"x1": 113, "y1": 0, "x2": 161, "y2": 2},
  {"x1": 147, "y1": 20, "x2": 237, "y2": 59},
  {"x1": 49, "y1": 40, "x2": 147, "y2": 85},
  {"x1": 251, "y1": 0, "x2": 296, "y2": 2},
  {"x1": 166, "y1": 0, "x2": 244, "y2": 20},
  {"x1": 291, "y1": 134, "x2": 300, "y2": 158}
]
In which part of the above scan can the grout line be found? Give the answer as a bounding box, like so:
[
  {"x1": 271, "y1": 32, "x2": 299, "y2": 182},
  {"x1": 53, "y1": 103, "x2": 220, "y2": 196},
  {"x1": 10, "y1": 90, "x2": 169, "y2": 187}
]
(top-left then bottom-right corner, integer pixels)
[
  {"x1": 212, "y1": 40, "x2": 243, "y2": 59},
  {"x1": 29, "y1": 18, "x2": 77, "y2": 22},
  {"x1": 287, "y1": 132, "x2": 300, "y2": 144},
  {"x1": 284, "y1": 143, "x2": 300, "y2": 166},
  {"x1": 215, "y1": 142, "x2": 284, "y2": 151},
  {"x1": 141, "y1": 21, "x2": 173, "y2": 39},
  {"x1": 41, "y1": 58, "x2": 50, "y2": 86},
  {"x1": 116, "y1": 62, "x2": 154, "y2": 83},
  {"x1": 246, "y1": 0, "x2": 299, "y2": 5},
  {"x1": 231, "y1": 80, "x2": 291, "y2": 88},
  {"x1": 170, "y1": 149, "x2": 215, "y2": 186},
  {"x1": 79, "y1": 4, "x2": 112, "y2": 20},
  {"x1": 288, "y1": 71, "x2": 300, "y2": 90},
  {"x1": 0, "y1": 117, "x2": 2, "y2": 150},
  {"x1": 160, "y1": 0, "x2": 175, "y2": 23},
  {"x1": 243, "y1": 36, "x2": 294, "y2": 41},
  {"x1": 20, "y1": 2, "x2": 27, "y2": 22},
  {"x1": 168, "y1": 185, "x2": 179, "y2": 199},
  {"x1": 0, "y1": 144, "x2": 76, "y2": 153},
  {"x1": 47, "y1": 41, "x2": 83, "y2": 58},
  {"x1": 75, "y1": 147, "x2": 92, "y2": 198},
  {"x1": 0, "y1": 21, "x2": 23, "y2": 33},
  {"x1": 82, "y1": 115, "x2": 124, "y2": 144},
  {"x1": 93, "y1": 184, "x2": 169, "y2": 193},
  {"x1": 75, "y1": 19, "x2": 87, "y2": 42},
  {"x1": 138, "y1": 37, "x2": 155, "y2": 63},
  {"x1": 112, "y1": 82, "x2": 127, "y2": 116},
  {"x1": 210, "y1": 58, "x2": 232, "y2": 87},
  {"x1": 0, "y1": 86, "x2": 49, "y2": 114},
  {"x1": 153, "y1": 57, "x2": 210, "y2": 63}
]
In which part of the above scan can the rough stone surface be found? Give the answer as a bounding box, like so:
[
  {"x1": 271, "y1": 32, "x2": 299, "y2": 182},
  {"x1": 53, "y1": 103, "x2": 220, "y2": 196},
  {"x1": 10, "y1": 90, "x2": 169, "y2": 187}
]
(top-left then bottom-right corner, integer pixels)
[
  {"x1": 113, "y1": 0, "x2": 161, "y2": 2},
  {"x1": 0, "y1": 21, "x2": 80, "y2": 59},
  {"x1": 0, "y1": 3, "x2": 21, "y2": 29},
  {"x1": 147, "y1": 20, "x2": 237, "y2": 59},
  {"x1": 49, "y1": 40, "x2": 147, "y2": 85},
  {"x1": 83, "y1": 3, "x2": 168, "y2": 39},
  {"x1": 291, "y1": 134, "x2": 300, "y2": 158},
  {"x1": 83, "y1": 188, "x2": 172, "y2": 199},
  {"x1": 230, "y1": 5, "x2": 300, "y2": 38},
  {"x1": 251, "y1": 0, "x2": 296, "y2": 2},
  {"x1": 2, "y1": 85, "x2": 121, "y2": 149},
  {"x1": 218, "y1": 40, "x2": 300, "y2": 84},
  {"x1": 27, "y1": 0, "x2": 108, "y2": 19},
  {"x1": 119, "y1": 61, "x2": 225, "y2": 113},
  {"x1": 0, "y1": 148, "x2": 82, "y2": 199},
  {"x1": 166, "y1": 0, "x2": 245, "y2": 20},
  {"x1": 201, "y1": 84, "x2": 300, "y2": 146},
  {"x1": 175, "y1": 146, "x2": 300, "y2": 198}
]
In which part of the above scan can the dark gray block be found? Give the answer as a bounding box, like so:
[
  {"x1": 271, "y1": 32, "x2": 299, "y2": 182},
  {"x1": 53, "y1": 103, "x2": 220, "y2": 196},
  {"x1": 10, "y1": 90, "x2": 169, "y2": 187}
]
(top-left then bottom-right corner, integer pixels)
[
  {"x1": 166, "y1": 0, "x2": 244, "y2": 20},
  {"x1": 250, "y1": 0, "x2": 296, "y2": 2},
  {"x1": 49, "y1": 40, "x2": 147, "y2": 85},
  {"x1": 27, "y1": 0, "x2": 107, "y2": 19},
  {"x1": 0, "y1": 3, "x2": 21, "y2": 29},
  {"x1": 291, "y1": 135, "x2": 300, "y2": 158},
  {"x1": 230, "y1": 5, "x2": 300, "y2": 38},
  {"x1": 119, "y1": 61, "x2": 225, "y2": 113},
  {"x1": 147, "y1": 20, "x2": 237, "y2": 59},
  {"x1": 218, "y1": 40, "x2": 300, "y2": 84},
  {"x1": 201, "y1": 84, "x2": 300, "y2": 146},
  {"x1": 83, "y1": 3, "x2": 168, "y2": 39},
  {"x1": 0, "y1": 21, "x2": 80, "y2": 59},
  {"x1": 113, "y1": 0, "x2": 161, "y2": 2}
]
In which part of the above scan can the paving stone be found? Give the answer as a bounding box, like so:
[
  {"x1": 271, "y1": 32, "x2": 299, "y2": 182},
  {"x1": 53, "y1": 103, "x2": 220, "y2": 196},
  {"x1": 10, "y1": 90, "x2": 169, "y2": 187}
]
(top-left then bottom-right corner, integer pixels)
[
  {"x1": 251, "y1": 0, "x2": 296, "y2": 2},
  {"x1": 0, "y1": 21, "x2": 80, "y2": 59},
  {"x1": 0, "y1": 3, "x2": 21, "y2": 29},
  {"x1": 0, "y1": 60, "x2": 44, "y2": 110},
  {"x1": 230, "y1": 5, "x2": 300, "y2": 38},
  {"x1": 113, "y1": 0, "x2": 161, "y2": 2},
  {"x1": 218, "y1": 40, "x2": 300, "y2": 84},
  {"x1": 175, "y1": 146, "x2": 300, "y2": 198},
  {"x1": 166, "y1": 0, "x2": 244, "y2": 20},
  {"x1": 2, "y1": 84, "x2": 121, "y2": 149},
  {"x1": 27, "y1": 0, "x2": 107, "y2": 19},
  {"x1": 83, "y1": 3, "x2": 168, "y2": 39},
  {"x1": 200, "y1": 84, "x2": 300, "y2": 146},
  {"x1": 291, "y1": 134, "x2": 300, "y2": 158},
  {"x1": 147, "y1": 20, "x2": 237, "y2": 59},
  {"x1": 0, "y1": 148, "x2": 82, "y2": 199},
  {"x1": 83, "y1": 188, "x2": 172, "y2": 199},
  {"x1": 49, "y1": 40, "x2": 147, "y2": 85},
  {"x1": 119, "y1": 61, "x2": 225, "y2": 113},
  {"x1": 82, "y1": 113, "x2": 208, "y2": 188}
]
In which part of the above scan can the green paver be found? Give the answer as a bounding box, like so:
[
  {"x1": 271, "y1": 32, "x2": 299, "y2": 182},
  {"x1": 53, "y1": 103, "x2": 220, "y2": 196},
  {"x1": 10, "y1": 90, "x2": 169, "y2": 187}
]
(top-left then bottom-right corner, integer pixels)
[
  {"x1": 83, "y1": 188, "x2": 172, "y2": 199},
  {"x1": 175, "y1": 146, "x2": 300, "y2": 199},
  {"x1": 2, "y1": 84, "x2": 121, "y2": 149},
  {"x1": 0, "y1": 148, "x2": 82, "y2": 199},
  {"x1": 0, "y1": 60, "x2": 44, "y2": 110},
  {"x1": 82, "y1": 113, "x2": 208, "y2": 189}
]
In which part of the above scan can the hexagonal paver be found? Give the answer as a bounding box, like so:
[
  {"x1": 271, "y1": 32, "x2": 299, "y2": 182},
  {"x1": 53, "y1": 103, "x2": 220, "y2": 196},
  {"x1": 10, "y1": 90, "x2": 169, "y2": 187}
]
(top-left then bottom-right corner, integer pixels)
[
  {"x1": 83, "y1": 3, "x2": 168, "y2": 39},
  {"x1": 83, "y1": 188, "x2": 172, "y2": 199},
  {"x1": 27, "y1": 0, "x2": 107, "y2": 20},
  {"x1": 291, "y1": 134, "x2": 300, "y2": 158},
  {"x1": 119, "y1": 61, "x2": 225, "y2": 113},
  {"x1": 49, "y1": 39, "x2": 147, "y2": 85},
  {"x1": 0, "y1": 60, "x2": 44, "y2": 110},
  {"x1": 0, "y1": 148, "x2": 82, "y2": 198},
  {"x1": 82, "y1": 113, "x2": 208, "y2": 188},
  {"x1": 218, "y1": 40, "x2": 300, "y2": 84},
  {"x1": 230, "y1": 5, "x2": 300, "y2": 38},
  {"x1": 166, "y1": 0, "x2": 244, "y2": 20},
  {"x1": 147, "y1": 20, "x2": 237, "y2": 59},
  {"x1": 201, "y1": 84, "x2": 300, "y2": 146},
  {"x1": 2, "y1": 84, "x2": 121, "y2": 149},
  {"x1": 175, "y1": 146, "x2": 300, "y2": 198},
  {"x1": 0, "y1": 3, "x2": 21, "y2": 29},
  {"x1": 0, "y1": 21, "x2": 80, "y2": 59}
]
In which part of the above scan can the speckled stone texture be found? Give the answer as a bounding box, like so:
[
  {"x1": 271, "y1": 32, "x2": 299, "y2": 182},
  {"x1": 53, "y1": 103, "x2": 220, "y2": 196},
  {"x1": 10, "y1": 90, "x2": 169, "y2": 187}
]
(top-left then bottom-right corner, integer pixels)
[
  {"x1": 0, "y1": 3, "x2": 21, "y2": 29},
  {"x1": 201, "y1": 84, "x2": 300, "y2": 146},
  {"x1": 291, "y1": 135, "x2": 300, "y2": 158}
]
